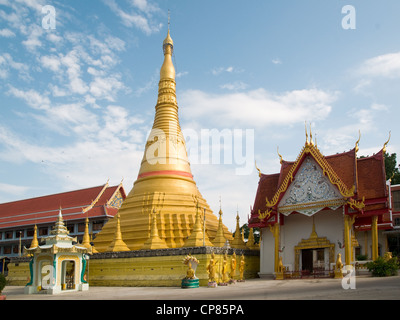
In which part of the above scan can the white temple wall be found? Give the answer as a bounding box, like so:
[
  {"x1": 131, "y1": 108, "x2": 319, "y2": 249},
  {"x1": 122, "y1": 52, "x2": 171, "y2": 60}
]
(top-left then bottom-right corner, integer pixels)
[
  {"x1": 259, "y1": 208, "x2": 347, "y2": 276},
  {"x1": 281, "y1": 208, "x2": 345, "y2": 270},
  {"x1": 259, "y1": 228, "x2": 275, "y2": 278}
]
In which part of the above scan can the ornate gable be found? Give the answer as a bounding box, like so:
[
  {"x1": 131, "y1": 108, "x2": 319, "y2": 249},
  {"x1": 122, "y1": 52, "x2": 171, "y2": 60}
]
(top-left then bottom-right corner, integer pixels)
[
  {"x1": 278, "y1": 156, "x2": 346, "y2": 216},
  {"x1": 265, "y1": 143, "x2": 355, "y2": 210}
]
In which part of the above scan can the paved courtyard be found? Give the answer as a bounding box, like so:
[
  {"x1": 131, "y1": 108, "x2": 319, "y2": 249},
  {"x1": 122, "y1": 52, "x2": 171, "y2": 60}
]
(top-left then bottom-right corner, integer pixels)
[{"x1": 3, "y1": 275, "x2": 400, "y2": 300}]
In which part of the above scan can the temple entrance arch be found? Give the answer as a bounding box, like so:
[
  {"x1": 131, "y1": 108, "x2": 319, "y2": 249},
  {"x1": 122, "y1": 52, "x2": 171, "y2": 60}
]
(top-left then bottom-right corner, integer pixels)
[
  {"x1": 59, "y1": 256, "x2": 79, "y2": 290},
  {"x1": 294, "y1": 223, "x2": 335, "y2": 274}
]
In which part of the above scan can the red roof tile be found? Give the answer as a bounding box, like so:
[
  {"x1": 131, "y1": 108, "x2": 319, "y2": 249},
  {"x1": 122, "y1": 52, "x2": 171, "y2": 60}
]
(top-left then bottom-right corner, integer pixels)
[{"x1": 0, "y1": 184, "x2": 125, "y2": 229}]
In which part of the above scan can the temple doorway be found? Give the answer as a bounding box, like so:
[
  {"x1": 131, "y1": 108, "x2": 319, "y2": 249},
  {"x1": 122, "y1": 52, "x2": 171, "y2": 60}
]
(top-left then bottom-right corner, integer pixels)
[
  {"x1": 301, "y1": 248, "x2": 325, "y2": 273},
  {"x1": 62, "y1": 260, "x2": 75, "y2": 290},
  {"x1": 301, "y1": 249, "x2": 313, "y2": 272}
]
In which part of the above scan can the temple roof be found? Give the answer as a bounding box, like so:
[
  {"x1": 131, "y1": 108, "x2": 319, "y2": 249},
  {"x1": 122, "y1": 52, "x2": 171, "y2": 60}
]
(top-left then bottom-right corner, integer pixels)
[
  {"x1": 0, "y1": 183, "x2": 125, "y2": 230},
  {"x1": 249, "y1": 142, "x2": 389, "y2": 228}
]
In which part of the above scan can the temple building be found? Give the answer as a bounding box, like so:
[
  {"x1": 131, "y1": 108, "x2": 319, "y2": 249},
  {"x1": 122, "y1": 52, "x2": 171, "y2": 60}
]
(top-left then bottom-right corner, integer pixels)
[
  {"x1": 93, "y1": 28, "x2": 232, "y2": 252},
  {"x1": 0, "y1": 182, "x2": 125, "y2": 261},
  {"x1": 248, "y1": 129, "x2": 393, "y2": 279},
  {"x1": 24, "y1": 209, "x2": 90, "y2": 294}
]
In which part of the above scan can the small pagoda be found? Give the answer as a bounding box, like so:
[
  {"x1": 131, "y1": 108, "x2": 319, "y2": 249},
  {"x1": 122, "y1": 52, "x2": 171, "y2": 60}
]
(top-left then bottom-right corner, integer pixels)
[{"x1": 24, "y1": 209, "x2": 90, "y2": 294}]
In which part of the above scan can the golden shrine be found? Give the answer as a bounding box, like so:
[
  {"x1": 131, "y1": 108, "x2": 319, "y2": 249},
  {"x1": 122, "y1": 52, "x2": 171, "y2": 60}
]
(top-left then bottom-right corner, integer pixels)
[
  {"x1": 92, "y1": 28, "x2": 232, "y2": 252},
  {"x1": 6, "y1": 26, "x2": 260, "y2": 288}
]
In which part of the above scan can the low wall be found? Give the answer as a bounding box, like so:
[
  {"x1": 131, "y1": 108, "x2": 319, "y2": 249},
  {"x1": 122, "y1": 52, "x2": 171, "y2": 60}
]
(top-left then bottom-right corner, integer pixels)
[{"x1": 7, "y1": 247, "x2": 260, "y2": 287}]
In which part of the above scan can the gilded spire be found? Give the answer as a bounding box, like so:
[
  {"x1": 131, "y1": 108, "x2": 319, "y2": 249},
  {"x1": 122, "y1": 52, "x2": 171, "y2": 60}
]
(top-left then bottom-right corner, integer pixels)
[
  {"x1": 161, "y1": 20, "x2": 175, "y2": 81},
  {"x1": 50, "y1": 208, "x2": 69, "y2": 236},
  {"x1": 231, "y1": 212, "x2": 246, "y2": 249},
  {"x1": 82, "y1": 217, "x2": 98, "y2": 253},
  {"x1": 246, "y1": 227, "x2": 258, "y2": 250},
  {"x1": 183, "y1": 204, "x2": 213, "y2": 247},
  {"x1": 142, "y1": 209, "x2": 168, "y2": 249},
  {"x1": 92, "y1": 20, "x2": 232, "y2": 252},
  {"x1": 29, "y1": 225, "x2": 39, "y2": 250},
  {"x1": 107, "y1": 213, "x2": 130, "y2": 252},
  {"x1": 212, "y1": 207, "x2": 227, "y2": 247}
]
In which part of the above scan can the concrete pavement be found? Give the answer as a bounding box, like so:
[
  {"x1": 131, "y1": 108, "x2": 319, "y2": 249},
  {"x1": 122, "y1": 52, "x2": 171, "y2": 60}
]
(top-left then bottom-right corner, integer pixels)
[{"x1": 3, "y1": 275, "x2": 400, "y2": 300}]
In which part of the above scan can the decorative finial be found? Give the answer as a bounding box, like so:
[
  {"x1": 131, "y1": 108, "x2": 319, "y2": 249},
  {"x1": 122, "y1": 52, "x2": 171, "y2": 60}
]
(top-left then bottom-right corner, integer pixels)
[
  {"x1": 383, "y1": 131, "x2": 391, "y2": 153},
  {"x1": 309, "y1": 123, "x2": 314, "y2": 146},
  {"x1": 277, "y1": 147, "x2": 283, "y2": 164},
  {"x1": 355, "y1": 130, "x2": 361, "y2": 153},
  {"x1": 255, "y1": 160, "x2": 261, "y2": 177},
  {"x1": 305, "y1": 121, "x2": 309, "y2": 146}
]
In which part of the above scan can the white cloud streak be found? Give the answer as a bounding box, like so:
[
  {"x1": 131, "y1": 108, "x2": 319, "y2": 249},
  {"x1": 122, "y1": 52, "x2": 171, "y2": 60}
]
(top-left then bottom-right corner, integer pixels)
[{"x1": 180, "y1": 88, "x2": 336, "y2": 128}]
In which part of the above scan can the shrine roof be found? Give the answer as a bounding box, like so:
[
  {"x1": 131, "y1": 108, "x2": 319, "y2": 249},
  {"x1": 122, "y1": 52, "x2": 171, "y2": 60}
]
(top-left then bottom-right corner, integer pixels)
[
  {"x1": 249, "y1": 146, "x2": 388, "y2": 225},
  {"x1": 0, "y1": 184, "x2": 125, "y2": 230},
  {"x1": 357, "y1": 150, "x2": 387, "y2": 199}
]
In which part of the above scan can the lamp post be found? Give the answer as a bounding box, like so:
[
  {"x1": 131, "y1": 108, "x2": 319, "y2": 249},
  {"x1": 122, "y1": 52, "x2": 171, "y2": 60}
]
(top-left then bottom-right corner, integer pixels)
[{"x1": 18, "y1": 231, "x2": 22, "y2": 257}]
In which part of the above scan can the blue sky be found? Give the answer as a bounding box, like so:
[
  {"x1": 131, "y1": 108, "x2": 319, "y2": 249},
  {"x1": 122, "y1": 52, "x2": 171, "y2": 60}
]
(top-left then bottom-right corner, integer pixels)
[{"x1": 0, "y1": 0, "x2": 400, "y2": 231}]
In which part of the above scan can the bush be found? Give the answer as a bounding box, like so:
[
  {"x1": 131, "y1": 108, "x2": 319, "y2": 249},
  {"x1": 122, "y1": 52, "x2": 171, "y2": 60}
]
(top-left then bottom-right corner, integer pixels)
[
  {"x1": 356, "y1": 254, "x2": 368, "y2": 261},
  {"x1": 366, "y1": 257, "x2": 399, "y2": 277},
  {"x1": 0, "y1": 273, "x2": 6, "y2": 295}
]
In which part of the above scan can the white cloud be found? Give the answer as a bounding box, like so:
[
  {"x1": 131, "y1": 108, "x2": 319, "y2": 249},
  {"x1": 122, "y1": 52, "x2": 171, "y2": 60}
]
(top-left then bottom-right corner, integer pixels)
[
  {"x1": 103, "y1": 0, "x2": 162, "y2": 35},
  {"x1": 8, "y1": 86, "x2": 50, "y2": 110},
  {"x1": 319, "y1": 103, "x2": 390, "y2": 154},
  {"x1": 0, "y1": 53, "x2": 30, "y2": 79},
  {"x1": 180, "y1": 88, "x2": 336, "y2": 128},
  {"x1": 130, "y1": 0, "x2": 160, "y2": 14},
  {"x1": 220, "y1": 81, "x2": 248, "y2": 91},
  {"x1": 211, "y1": 66, "x2": 240, "y2": 76},
  {"x1": 358, "y1": 51, "x2": 400, "y2": 78},
  {"x1": 0, "y1": 182, "x2": 30, "y2": 198},
  {"x1": 0, "y1": 102, "x2": 146, "y2": 193},
  {"x1": 0, "y1": 28, "x2": 15, "y2": 37},
  {"x1": 272, "y1": 58, "x2": 282, "y2": 65},
  {"x1": 40, "y1": 54, "x2": 62, "y2": 72},
  {"x1": 89, "y1": 75, "x2": 126, "y2": 101}
]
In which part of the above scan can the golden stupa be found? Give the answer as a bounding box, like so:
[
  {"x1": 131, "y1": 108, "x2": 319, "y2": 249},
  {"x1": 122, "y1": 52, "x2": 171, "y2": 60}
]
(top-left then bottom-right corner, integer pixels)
[{"x1": 93, "y1": 28, "x2": 232, "y2": 252}]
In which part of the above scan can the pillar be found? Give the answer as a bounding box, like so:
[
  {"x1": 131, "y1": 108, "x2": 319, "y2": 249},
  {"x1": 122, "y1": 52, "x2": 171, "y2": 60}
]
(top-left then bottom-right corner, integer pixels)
[
  {"x1": 269, "y1": 223, "x2": 280, "y2": 272},
  {"x1": 344, "y1": 215, "x2": 352, "y2": 266},
  {"x1": 371, "y1": 215, "x2": 379, "y2": 260}
]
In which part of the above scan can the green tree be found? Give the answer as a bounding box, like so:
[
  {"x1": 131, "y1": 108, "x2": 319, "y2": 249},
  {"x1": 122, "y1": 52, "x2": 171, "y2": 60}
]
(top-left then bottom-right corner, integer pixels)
[
  {"x1": 233, "y1": 223, "x2": 260, "y2": 244},
  {"x1": 385, "y1": 152, "x2": 400, "y2": 184}
]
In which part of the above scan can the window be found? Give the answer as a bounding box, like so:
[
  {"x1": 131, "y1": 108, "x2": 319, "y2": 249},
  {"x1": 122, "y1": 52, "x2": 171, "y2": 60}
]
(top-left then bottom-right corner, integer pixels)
[
  {"x1": 27, "y1": 229, "x2": 34, "y2": 237},
  {"x1": 3, "y1": 246, "x2": 12, "y2": 254},
  {"x1": 92, "y1": 221, "x2": 104, "y2": 231},
  {"x1": 39, "y1": 227, "x2": 48, "y2": 236},
  {"x1": 67, "y1": 224, "x2": 75, "y2": 234},
  {"x1": 393, "y1": 190, "x2": 400, "y2": 211},
  {"x1": 78, "y1": 223, "x2": 85, "y2": 233},
  {"x1": 5, "y1": 231, "x2": 13, "y2": 239}
]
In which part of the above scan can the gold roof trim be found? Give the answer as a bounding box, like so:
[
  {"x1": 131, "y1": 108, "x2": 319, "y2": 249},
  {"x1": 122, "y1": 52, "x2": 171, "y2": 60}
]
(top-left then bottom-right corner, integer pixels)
[{"x1": 265, "y1": 144, "x2": 356, "y2": 208}]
